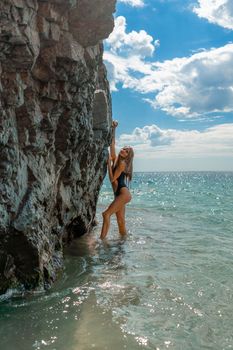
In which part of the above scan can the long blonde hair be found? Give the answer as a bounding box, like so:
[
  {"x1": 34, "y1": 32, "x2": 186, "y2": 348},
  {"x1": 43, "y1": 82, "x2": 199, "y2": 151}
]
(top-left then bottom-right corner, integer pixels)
[{"x1": 115, "y1": 146, "x2": 134, "y2": 182}]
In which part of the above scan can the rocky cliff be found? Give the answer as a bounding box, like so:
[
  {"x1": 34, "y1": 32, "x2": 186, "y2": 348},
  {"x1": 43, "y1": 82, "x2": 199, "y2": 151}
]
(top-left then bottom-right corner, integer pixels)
[{"x1": 0, "y1": 0, "x2": 116, "y2": 295}]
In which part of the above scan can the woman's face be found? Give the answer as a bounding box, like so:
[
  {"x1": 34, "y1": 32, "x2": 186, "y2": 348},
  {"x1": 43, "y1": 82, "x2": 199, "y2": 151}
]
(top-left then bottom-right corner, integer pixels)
[{"x1": 120, "y1": 147, "x2": 130, "y2": 158}]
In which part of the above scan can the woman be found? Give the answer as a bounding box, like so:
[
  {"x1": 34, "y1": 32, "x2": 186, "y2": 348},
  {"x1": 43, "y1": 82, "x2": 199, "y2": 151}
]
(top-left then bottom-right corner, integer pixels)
[{"x1": 100, "y1": 120, "x2": 134, "y2": 239}]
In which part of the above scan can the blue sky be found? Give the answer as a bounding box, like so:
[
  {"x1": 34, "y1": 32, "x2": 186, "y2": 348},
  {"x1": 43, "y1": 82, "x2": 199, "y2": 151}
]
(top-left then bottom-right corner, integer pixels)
[{"x1": 104, "y1": 0, "x2": 233, "y2": 171}]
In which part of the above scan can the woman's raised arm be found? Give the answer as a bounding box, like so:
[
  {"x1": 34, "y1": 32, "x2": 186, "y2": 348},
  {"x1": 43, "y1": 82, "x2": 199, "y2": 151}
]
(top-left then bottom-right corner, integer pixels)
[{"x1": 110, "y1": 120, "x2": 118, "y2": 162}]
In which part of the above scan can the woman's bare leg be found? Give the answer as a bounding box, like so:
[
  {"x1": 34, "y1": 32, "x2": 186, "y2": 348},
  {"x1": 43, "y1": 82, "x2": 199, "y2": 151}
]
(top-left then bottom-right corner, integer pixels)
[
  {"x1": 100, "y1": 190, "x2": 131, "y2": 239},
  {"x1": 116, "y1": 205, "x2": 126, "y2": 235},
  {"x1": 100, "y1": 211, "x2": 111, "y2": 240}
]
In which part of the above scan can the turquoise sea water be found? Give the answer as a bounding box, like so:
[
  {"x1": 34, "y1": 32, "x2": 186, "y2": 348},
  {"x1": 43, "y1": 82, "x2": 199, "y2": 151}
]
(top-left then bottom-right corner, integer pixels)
[{"x1": 0, "y1": 172, "x2": 233, "y2": 350}]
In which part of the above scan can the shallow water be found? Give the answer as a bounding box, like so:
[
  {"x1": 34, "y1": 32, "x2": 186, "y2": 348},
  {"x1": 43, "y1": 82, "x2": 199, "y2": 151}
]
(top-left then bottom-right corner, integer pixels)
[{"x1": 0, "y1": 172, "x2": 233, "y2": 350}]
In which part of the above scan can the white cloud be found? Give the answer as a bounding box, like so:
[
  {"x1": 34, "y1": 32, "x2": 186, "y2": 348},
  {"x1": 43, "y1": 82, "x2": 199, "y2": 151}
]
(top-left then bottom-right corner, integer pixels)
[
  {"x1": 118, "y1": 0, "x2": 145, "y2": 7},
  {"x1": 119, "y1": 123, "x2": 233, "y2": 155},
  {"x1": 143, "y1": 44, "x2": 233, "y2": 117},
  {"x1": 120, "y1": 125, "x2": 175, "y2": 146},
  {"x1": 104, "y1": 16, "x2": 158, "y2": 91},
  {"x1": 106, "y1": 16, "x2": 156, "y2": 57},
  {"x1": 104, "y1": 17, "x2": 233, "y2": 119},
  {"x1": 194, "y1": 0, "x2": 233, "y2": 30},
  {"x1": 118, "y1": 123, "x2": 233, "y2": 170}
]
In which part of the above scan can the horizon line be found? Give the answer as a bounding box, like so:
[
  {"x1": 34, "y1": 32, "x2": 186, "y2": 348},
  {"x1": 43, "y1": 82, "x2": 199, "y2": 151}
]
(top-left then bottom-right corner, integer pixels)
[{"x1": 133, "y1": 170, "x2": 233, "y2": 173}]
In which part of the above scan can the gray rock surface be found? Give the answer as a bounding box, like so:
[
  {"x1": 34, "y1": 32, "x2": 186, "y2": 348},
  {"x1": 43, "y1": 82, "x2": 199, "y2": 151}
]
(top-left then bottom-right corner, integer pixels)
[{"x1": 0, "y1": 0, "x2": 116, "y2": 294}]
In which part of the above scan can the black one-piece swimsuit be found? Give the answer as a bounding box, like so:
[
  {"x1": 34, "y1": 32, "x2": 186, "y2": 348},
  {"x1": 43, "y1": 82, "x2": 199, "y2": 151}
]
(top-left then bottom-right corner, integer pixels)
[{"x1": 114, "y1": 171, "x2": 128, "y2": 197}]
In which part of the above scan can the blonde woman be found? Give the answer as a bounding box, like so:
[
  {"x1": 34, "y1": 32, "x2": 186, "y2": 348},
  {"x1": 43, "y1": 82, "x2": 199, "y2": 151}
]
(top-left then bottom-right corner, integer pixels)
[{"x1": 100, "y1": 121, "x2": 134, "y2": 239}]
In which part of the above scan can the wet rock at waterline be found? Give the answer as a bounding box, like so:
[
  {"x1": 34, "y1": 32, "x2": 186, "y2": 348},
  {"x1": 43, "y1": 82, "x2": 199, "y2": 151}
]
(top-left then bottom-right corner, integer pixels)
[{"x1": 0, "y1": 0, "x2": 116, "y2": 294}]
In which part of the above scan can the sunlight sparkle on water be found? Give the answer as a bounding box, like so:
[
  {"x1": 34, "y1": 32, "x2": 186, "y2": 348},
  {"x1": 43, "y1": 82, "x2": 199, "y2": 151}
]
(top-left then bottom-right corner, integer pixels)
[{"x1": 135, "y1": 336, "x2": 148, "y2": 346}]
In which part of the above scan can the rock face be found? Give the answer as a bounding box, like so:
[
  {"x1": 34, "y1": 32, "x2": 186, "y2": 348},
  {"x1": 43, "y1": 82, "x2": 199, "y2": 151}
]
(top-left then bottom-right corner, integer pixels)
[{"x1": 0, "y1": 0, "x2": 116, "y2": 294}]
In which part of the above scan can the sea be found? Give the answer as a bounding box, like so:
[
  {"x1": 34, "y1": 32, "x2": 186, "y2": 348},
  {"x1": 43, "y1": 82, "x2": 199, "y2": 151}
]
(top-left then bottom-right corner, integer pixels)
[{"x1": 0, "y1": 172, "x2": 233, "y2": 350}]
